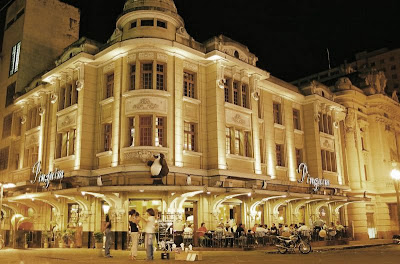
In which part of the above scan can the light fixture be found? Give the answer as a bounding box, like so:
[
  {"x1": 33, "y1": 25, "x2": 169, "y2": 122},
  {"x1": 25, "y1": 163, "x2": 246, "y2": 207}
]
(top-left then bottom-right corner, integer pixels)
[
  {"x1": 102, "y1": 204, "x2": 110, "y2": 214},
  {"x1": 207, "y1": 191, "x2": 211, "y2": 195},
  {"x1": 139, "y1": 190, "x2": 144, "y2": 193},
  {"x1": 81, "y1": 191, "x2": 86, "y2": 196},
  {"x1": 171, "y1": 192, "x2": 175, "y2": 196},
  {"x1": 391, "y1": 169, "x2": 400, "y2": 181},
  {"x1": 248, "y1": 192, "x2": 252, "y2": 197}
]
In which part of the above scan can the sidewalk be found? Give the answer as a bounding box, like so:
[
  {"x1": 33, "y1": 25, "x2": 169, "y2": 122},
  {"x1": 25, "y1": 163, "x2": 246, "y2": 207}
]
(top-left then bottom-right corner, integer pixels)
[{"x1": 265, "y1": 238, "x2": 394, "y2": 253}]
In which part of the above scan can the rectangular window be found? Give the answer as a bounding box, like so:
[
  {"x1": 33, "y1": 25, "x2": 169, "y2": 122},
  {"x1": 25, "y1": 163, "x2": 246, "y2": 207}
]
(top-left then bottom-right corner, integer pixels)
[
  {"x1": 0, "y1": 147, "x2": 9, "y2": 171},
  {"x1": 241, "y1": 84, "x2": 248, "y2": 108},
  {"x1": 9, "y1": 42, "x2": 21, "y2": 76},
  {"x1": 225, "y1": 128, "x2": 231, "y2": 154},
  {"x1": 244, "y1": 131, "x2": 251, "y2": 157},
  {"x1": 391, "y1": 65, "x2": 396, "y2": 70},
  {"x1": 141, "y1": 63, "x2": 153, "y2": 89},
  {"x1": 105, "y1": 73, "x2": 114, "y2": 98},
  {"x1": 321, "y1": 150, "x2": 336, "y2": 172},
  {"x1": 184, "y1": 122, "x2": 196, "y2": 151},
  {"x1": 157, "y1": 20, "x2": 167, "y2": 28},
  {"x1": 295, "y1": 148, "x2": 303, "y2": 167},
  {"x1": 56, "y1": 129, "x2": 76, "y2": 158},
  {"x1": 233, "y1": 82, "x2": 239, "y2": 105},
  {"x1": 59, "y1": 87, "x2": 65, "y2": 111},
  {"x1": 27, "y1": 107, "x2": 40, "y2": 131},
  {"x1": 273, "y1": 103, "x2": 282, "y2": 125},
  {"x1": 141, "y1": 19, "x2": 154, "y2": 26},
  {"x1": 130, "y1": 65, "x2": 136, "y2": 90},
  {"x1": 321, "y1": 150, "x2": 326, "y2": 171},
  {"x1": 24, "y1": 146, "x2": 38, "y2": 168},
  {"x1": 129, "y1": 117, "x2": 135, "y2": 147},
  {"x1": 2, "y1": 114, "x2": 12, "y2": 139},
  {"x1": 183, "y1": 72, "x2": 195, "y2": 98},
  {"x1": 155, "y1": 117, "x2": 165, "y2": 147},
  {"x1": 104, "y1": 123, "x2": 112, "y2": 151},
  {"x1": 224, "y1": 79, "x2": 230, "y2": 103},
  {"x1": 234, "y1": 130, "x2": 240, "y2": 155},
  {"x1": 276, "y1": 144, "x2": 284, "y2": 167},
  {"x1": 156, "y1": 64, "x2": 166, "y2": 91},
  {"x1": 293, "y1": 109, "x2": 301, "y2": 130},
  {"x1": 6, "y1": 82, "x2": 16, "y2": 107},
  {"x1": 140, "y1": 116, "x2": 152, "y2": 146},
  {"x1": 131, "y1": 21, "x2": 137, "y2": 28}
]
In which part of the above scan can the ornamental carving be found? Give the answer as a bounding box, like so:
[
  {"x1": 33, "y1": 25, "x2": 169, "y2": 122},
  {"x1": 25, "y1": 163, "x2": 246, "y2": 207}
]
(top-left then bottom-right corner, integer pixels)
[
  {"x1": 38, "y1": 107, "x2": 45, "y2": 116},
  {"x1": 104, "y1": 63, "x2": 114, "y2": 73},
  {"x1": 225, "y1": 109, "x2": 251, "y2": 129},
  {"x1": 320, "y1": 137, "x2": 334, "y2": 151},
  {"x1": 272, "y1": 95, "x2": 282, "y2": 103},
  {"x1": 50, "y1": 93, "x2": 58, "y2": 104},
  {"x1": 157, "y1": 53, "x2": 168, "y2": 63},
  {"x1": 57, "y1": 112, "x2": 77, "y2": 131},
  {"x1": 125, "y1": 97, "x2": 167, "y2": 115},
  {"x1": 139, "y1": 52, "x2": 154, "y2": 61},
  {"x1": 127, "y1": 53, "x2": 136, "y2": 63},
  {"x1": 26, "y1": 132, "x2": 39, "y2": 147},
  {"x1": 75, "y1": 80, "x2": 84, "y2": 91},
  {"x1": 183, "y1": 61, "x2": 198, "y2": 72},
  {"x1": 124, "y1": 150, "x2": 153, "y2": 163},
  {"x1": 345, "y1": 109, "x2": 356, "y2": 133}
]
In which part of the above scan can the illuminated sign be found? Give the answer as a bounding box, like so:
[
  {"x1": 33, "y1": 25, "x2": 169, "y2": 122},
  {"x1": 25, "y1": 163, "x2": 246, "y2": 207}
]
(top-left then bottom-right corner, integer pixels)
[
  {"x1": 31, "y1": 161, "x2": 64, "y2": 188},
  {"x1": 297, "y1": 163, "x2": 330, "y2": 192}
]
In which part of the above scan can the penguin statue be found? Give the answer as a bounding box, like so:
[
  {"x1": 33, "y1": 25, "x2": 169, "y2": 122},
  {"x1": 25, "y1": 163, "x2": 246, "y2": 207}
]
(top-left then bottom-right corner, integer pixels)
[{"x1": 147, "y1": 153, "x2": 169, "y2": 185}]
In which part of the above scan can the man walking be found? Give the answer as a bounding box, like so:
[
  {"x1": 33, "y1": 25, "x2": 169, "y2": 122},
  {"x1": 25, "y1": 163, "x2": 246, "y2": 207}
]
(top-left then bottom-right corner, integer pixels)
[{"x1": 105, "y1": 214, "x2": 112, "y2": 258}]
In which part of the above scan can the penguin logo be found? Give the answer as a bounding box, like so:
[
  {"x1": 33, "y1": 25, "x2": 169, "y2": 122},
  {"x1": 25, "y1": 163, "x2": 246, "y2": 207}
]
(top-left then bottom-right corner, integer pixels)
[{"x1": 147, "y1": 153, "x2": 169, "y2": 184}]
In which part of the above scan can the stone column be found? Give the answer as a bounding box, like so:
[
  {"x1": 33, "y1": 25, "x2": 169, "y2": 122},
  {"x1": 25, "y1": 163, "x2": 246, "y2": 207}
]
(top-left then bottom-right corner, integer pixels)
[
  {"x1": 174, "y1": 57, "x2": 184, "y2": 167},
  {"x1": 303, "y1": 102, "x2": 322, "y2": 179},
  {"x1": 48, "y1": 78, "x2": 60, "y2": 171},
  {"x1": 284, "y1": 100, "x2": 296, "y2": 181},
  {"x1": 250, "y1": 74, "x2": 262, "y2": 174},
  {"x1": 263, "y1": 92, "x2": 276, "y2": 178},
  {"x1": 347, "y1": 203, "x2": 368, "y2": 240},
  {"x1": 111, "y1": 58, "x2": 123, "y2": 167}
]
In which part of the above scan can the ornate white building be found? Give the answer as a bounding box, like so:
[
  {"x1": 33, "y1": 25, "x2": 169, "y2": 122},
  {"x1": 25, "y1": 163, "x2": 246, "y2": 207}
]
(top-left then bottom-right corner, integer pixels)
[{"x1": 0, "y1": 0, "x2": 399, "y2": 248}]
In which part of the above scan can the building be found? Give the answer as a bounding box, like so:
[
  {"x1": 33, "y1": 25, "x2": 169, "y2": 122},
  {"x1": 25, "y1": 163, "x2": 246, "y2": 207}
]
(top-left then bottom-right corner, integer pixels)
[
  {"x1": 0, "y1": 0, "x2": 399, "y2": 249},
  {"x1": 292, "y1": 48, "x2": 400, "y2": 94}
]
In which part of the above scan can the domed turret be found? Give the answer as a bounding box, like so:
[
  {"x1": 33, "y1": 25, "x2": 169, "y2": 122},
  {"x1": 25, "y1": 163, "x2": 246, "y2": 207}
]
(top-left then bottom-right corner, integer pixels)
[
  {"x1": 123, "y1": 0, "x2": 178, "y2": 14},
  {"x1": 111, "y1": 0, "x2": 186, "y2": 42}
]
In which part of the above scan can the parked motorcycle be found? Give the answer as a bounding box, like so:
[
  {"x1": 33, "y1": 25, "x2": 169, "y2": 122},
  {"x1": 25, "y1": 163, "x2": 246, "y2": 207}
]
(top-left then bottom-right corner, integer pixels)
[{"x1": 275, "y1": 232, "x2": 312, "y2": 254}]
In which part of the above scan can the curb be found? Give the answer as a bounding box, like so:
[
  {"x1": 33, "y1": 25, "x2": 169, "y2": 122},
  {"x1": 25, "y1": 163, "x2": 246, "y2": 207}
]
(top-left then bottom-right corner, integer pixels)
[{"x1": 265, "y1": 243, "x2": 394, "y2": 254}]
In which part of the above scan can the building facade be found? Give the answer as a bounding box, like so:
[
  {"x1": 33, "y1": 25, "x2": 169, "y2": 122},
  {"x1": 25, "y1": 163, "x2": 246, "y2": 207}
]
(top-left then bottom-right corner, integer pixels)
[{"x1": 0, "y1": 0, "x2": 399, "y2": 248}]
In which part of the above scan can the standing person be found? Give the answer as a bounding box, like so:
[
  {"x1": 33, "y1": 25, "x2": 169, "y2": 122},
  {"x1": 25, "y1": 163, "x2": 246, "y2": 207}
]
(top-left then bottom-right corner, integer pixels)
[
  {"x1": 129, "y1": 210, "x2": 141, "y2": 260},
  {"x1": 104, "y1": 214, "x2": 112, "y2": 258},
  {"x1": 142, "y1": 208, "x2": 156, "y2": 261}
]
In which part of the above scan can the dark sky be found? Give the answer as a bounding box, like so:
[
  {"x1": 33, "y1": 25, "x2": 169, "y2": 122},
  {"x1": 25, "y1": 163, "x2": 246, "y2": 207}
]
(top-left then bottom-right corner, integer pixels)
[{"x1": 2, "y1": 0, "x2": 400, "y2": 81}]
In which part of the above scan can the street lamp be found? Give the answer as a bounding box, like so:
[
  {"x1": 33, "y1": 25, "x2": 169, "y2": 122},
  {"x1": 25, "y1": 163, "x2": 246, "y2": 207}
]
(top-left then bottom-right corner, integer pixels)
[
  {"x1": 390, "y1": 169, "x2": 400, "y2": 233},
  {"x1": 0, "y1": 183, "x2": 16, "y2": 239}
]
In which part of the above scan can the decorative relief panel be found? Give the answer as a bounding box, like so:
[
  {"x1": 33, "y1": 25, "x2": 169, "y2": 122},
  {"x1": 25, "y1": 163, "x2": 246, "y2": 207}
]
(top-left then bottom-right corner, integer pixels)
[
  {"x1": 274, "y1": 128, "x2": 285, "y2": 144},
  {"x1": 294, "y1": 133, "x2": 304, "y2": 148},
  {"x1": 139, "y1": 52, "x2": 155, "y2": 61},
  {"x1": 57, "y1": 111, "x2": 77, "y2": 131},
  {"x1": 125, "y1": 97, "x2": 167, "y2": 115},
  {"x1": 157, "y1": 53, "x2": 168, "y2": 63},
  {"x1": 320, "y1": 136, "x2": 335, "y2": 151},
  {"x1": 225, "y1": 109, "x2": 251, "y2": 129},
  {"x1": 103, "y1": 62, "x2": 115, "y2": 73},
  {"x1": 184, "y1": 102, "x2": 199, "y2": 122},
  {"x1": 102, "y1": 104, "x2": 113, "y2": 122},
  {"x1": 183, "y1": 61, "x2": 199, "y2": 72},
  {"x1": 127, "y1": 53, "x2": 136, "y2": 63},
  {"x1": 272, "y1": 95, "x2": 282, "y2": 103},
  {"x1": 25, "y1": 131, "x2": 40, "y2": 147}
]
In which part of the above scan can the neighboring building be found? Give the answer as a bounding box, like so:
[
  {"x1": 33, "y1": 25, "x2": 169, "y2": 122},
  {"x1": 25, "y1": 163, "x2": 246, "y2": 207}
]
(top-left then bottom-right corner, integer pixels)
[
  {"x1": 0, "y1": 0, "x2": 399, "y2": 249},
  {"x1": 292, "y1": 48, "x2": 400, "y2": 94}
]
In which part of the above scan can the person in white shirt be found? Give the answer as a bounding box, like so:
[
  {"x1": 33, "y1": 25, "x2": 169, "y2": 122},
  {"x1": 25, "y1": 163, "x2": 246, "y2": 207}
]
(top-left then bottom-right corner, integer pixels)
[{"x1": 142, "y1": 208, "x2": 156, "y2": 261}]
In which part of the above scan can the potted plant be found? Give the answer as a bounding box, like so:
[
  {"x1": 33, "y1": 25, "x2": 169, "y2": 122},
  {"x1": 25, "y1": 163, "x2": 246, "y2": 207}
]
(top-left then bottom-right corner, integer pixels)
[
  {"x1": 24, "y1": 233, "x2": 29, "y2": 249},
  {"x1": 67, "y1": 229, "x2": 76, "y2": 248},
  {"x1": 94, "y1": 232, "x2": 104, "y2": 256},
  {"x1": 42, "y1": 231, "x2": 51, "y2": 248}
]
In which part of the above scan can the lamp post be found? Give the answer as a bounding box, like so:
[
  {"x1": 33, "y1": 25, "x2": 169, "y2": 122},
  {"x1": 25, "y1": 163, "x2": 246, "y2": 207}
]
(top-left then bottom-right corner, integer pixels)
[{"x1": 390, "y1": 169, "x2": 400, "y2": 233}]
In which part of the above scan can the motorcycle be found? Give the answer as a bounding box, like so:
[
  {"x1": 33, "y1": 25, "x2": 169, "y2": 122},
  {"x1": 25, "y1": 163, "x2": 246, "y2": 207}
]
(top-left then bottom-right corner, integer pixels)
[{"x1": 275, "y1": 232, "x2": 312, "y2": 254}]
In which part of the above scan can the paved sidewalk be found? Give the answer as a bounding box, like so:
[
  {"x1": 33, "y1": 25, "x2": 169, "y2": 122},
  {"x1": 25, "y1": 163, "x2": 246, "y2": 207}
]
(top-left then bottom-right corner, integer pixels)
[{"x1": 265, "y1": 238, "x2": 394, "y2": 253}]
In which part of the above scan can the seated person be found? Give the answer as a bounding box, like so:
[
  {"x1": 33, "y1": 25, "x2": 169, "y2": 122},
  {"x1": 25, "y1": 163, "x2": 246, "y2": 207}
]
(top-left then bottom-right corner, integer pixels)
[
  {"x1": 183, "y1": 224, "x2": 193, "y2": 238},
  {"x1": 196, "y1": 223, "x2": 209, "y2": 246}
]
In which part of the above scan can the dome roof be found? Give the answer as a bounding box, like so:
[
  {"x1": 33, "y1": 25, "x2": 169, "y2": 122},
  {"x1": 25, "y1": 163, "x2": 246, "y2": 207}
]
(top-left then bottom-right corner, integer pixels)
[{"x1": 123, "y1": 0, "x2": 178, "y2": 14}]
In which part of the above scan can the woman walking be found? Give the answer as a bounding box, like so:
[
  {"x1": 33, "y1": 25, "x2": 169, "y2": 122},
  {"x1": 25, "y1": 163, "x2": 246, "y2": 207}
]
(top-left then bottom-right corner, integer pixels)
[
  {"x1": 129, "y1": 210, "x2": 141, "y2": 260},
  {"x1": 142, "y1": 208, "x2": 156, "y2": 261}
]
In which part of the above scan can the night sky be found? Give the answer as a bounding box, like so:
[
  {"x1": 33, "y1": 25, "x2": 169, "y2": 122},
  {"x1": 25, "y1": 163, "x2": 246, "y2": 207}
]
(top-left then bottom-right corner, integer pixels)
[{"x1": 1, "y1": 0, "x2": 400, "y2": 82}]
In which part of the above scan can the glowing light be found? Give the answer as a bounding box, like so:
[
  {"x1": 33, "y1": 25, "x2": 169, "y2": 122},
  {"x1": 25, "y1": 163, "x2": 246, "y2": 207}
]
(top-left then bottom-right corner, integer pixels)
[
  {"x1": 391, "y1": 169, "x2": 400, "y2": 181},
  {"x1": 102, "y1": 204, "x2": 110, "y2": 214},
  {"x1": 207, "y1": 192, "x2": 211, "y2": 195},
  {"x1": 139, "y1": 190, "x2": 144, "y2": 193},
  {"x1": 81, "y1": 191, "x2": 86, "y2": 196},
  {"x1": 248, "y1": 192, "x2": 252, "y2": 197}
]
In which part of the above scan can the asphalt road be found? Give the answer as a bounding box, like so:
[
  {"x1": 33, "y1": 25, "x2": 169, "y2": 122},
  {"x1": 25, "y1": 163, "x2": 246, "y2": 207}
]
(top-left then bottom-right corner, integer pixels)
[{"x1": 0, "y1": 245, "x2": 399, "y2": 264}]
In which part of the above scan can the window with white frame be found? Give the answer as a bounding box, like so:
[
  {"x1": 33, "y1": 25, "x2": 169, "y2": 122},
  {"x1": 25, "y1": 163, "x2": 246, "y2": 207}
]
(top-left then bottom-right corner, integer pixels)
[
  {"x1": 226, "y1": 127, "x2": 252, "y2": 157},
  {"x1": 183, "y1": 71, "x2": 196, "y2": 98},
  {"x1": 276, "y1": 144, "x2": 285, "y2": 167},
  {"x1": 9, "y1": 42, "x2": 21, "y2": 76},
  {"x1": 273, "y1": 102, "x2": 282, "y2": 125},
  {"x1": 184, "y1": 122, "x2": 197, "y2": 151},
  {"x1": 321, "y1": 149, "x2": 337, "y2": 172},
  {"x1": 103, "y1": 123, "x2": 112, "y2": 152},
  {"x1": 56, "y1": 129, "x2": 76, "y2": 159}
]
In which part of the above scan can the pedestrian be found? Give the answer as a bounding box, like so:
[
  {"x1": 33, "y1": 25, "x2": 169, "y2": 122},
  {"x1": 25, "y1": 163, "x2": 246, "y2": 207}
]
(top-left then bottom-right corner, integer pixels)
[
  {"x1": 129, "y1": 210, "x2": 141, "y2": 260},
  {"x1": 142, "y1": 208, "x2": 156, "y2": 261},
  {"x1": 104, "y1": 214, "x2": 112, "y2": 258}
]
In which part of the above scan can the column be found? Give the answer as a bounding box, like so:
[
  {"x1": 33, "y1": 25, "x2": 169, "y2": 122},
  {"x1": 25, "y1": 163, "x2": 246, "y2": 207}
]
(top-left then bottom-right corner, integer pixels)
[
  {"x1": 111, "y1": 58, "x2": 123, "y2": 167},
  {"x1": 347, "y1": 203, "x2": 368, "y2": 240},
  {"x1": 250, "y1": 74, "x2": 262, "y2": 174},
  {"x1": 174, "y1": 57, "x2": 184, "y2": 167},
  {"x1": 284, "y1": 100, "x2": 296, "y2": 181},
  {"x1": 48, "y1": 78, "x2": 60, "y2": 171},
  {"x1": 263, "y1": 92, "x2": 276, "y2": 178}
]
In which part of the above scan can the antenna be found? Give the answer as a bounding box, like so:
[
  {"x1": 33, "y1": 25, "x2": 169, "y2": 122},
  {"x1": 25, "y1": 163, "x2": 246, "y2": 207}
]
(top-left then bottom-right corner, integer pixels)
[{"x1": 326, "y1": 48, "x2": 331, "y2": 70}]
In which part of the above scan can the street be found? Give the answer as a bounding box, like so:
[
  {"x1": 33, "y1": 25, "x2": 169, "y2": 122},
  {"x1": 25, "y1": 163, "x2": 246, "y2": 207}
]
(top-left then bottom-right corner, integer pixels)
[{"x1": 0, "y1": 245, "x2": 399, "y2": 264}]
